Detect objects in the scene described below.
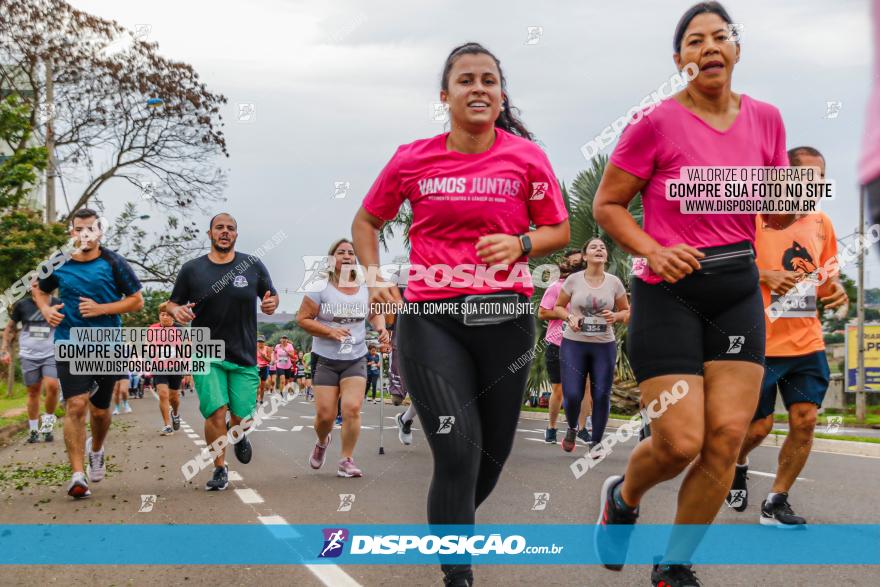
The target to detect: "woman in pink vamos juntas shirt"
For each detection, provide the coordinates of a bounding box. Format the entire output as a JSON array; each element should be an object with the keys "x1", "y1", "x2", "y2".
[
  {"x1": 592, "y1": 2, "x2": 789, "y2": 586},
  {"x1": 352, "y1": 43, "x2": 570, "y2": 586}
]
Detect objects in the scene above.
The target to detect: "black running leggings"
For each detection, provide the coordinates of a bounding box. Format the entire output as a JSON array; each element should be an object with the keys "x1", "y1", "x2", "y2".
[{"x1": 397, "y1": 310, "x2": 534, "y2": 526}]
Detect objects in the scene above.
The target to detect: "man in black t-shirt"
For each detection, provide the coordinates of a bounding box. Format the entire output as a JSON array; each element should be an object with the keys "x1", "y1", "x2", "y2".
[{"x1": 167, "y1": 213, "x2": 278, "y2": 491}]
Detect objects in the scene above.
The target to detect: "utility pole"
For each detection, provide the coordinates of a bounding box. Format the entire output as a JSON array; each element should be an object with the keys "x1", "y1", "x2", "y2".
[
  {"x1": 45, "y1": 58, "x2": 56, "y2": 223},
  {"x1": 857, "y1": 186, "x2": 866, "y2": 423}
]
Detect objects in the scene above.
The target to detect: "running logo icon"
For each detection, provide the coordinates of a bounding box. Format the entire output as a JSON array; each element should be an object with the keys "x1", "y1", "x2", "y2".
[
  {"x1": 232, "y1": 275, "x2": 248, "y2": 288},
  {"x1": 436, "y1": 416, "x2": 455, "y2": 434},
  {"x1": 138, "y1": 494, "x2": 157, "y2": 513},
  {"x1": 726, "y1": 336, "x2": 745, "y2": 354},
  {"x1": 531, "y1": 492, "x2": 550, "y2": 511},
  {"x1": 825, "y1": 415, "x2": 843, "y2": 434},
  {"x1": 726, "y1": 490, "x2": 746, "y2": 509},
  {"x1": 318, "y1": 528, "x2": 349, "y2": 558},
  {"x1": 333, "y1": 181, "x2": 350, "y2": 199},
  {"x1": 337, "y1": 493, "x2": 355, "y2": 512},
  {"x1": 530, "y1": 182, "x2": 548, "y2": 201},
  {"x1": 297, "y1": 256, "x2": 334, "y2": 292}
]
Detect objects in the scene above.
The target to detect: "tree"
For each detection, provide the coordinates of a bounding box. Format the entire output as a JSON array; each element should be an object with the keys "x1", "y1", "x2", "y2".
[
  {"x1": 0, "y1": 0, "x2": 229, "y2": 221},
  {"x1": 122, "y1": 288, "x2": 170, "y2": 327},
  {"x1": 102, "y1": 202, "x2": 204, "y2": 285},
  {"x1": 0, "y1": 93, "x2": 67, "y2": 299}
]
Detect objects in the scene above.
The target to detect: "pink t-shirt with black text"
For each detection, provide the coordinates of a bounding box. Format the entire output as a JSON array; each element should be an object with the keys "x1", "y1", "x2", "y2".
[
  {"x1": 610, "y1": 95, "x2": 788, "y2": 284},
  {"x1": 540, "y1": 279, "x2": 565, "y2": 346},
  {"x1": 363, "y1": 129, "x2": 568, "y2": 301}
]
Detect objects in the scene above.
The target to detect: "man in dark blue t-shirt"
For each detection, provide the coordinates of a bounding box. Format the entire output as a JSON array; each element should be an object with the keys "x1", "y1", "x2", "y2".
[{"x1": 34, "y1": 208, "x2": 143, "y2": 499}]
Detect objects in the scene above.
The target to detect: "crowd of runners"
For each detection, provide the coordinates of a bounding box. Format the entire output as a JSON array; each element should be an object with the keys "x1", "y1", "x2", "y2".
[{"x1": 2, "y1": 1, "x2": 877, "y2": 586}]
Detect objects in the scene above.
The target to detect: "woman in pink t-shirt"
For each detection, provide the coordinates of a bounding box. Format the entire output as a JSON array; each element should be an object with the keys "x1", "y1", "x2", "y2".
[
  {"x1": 591, "y1": 3, "x2": 788, "y2": 583},
  {"x1": 351, "y1": 42, "x2": 569, "y2": 586}
]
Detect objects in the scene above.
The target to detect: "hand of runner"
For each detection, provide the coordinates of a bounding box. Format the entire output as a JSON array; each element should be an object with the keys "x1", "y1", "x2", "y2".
[
  {"x1": 260, "y1": 291, "x2": 278, "y2": 314},
  {"x1": 599, "y1": 309, "x2": 618, "y2": 324},
  {"x1": 173, "y1": 302, "x2": 196, "y2": 324},
  {"x1": 475, "y1": 233, "x2": 523, "y2": 265},
  {"x1": 369, "y1": 279, "x2": 402, "y2": 307},
  {"x1": 42, "y1": 302, "x2": 64, "y2": 327},
  {"x1": 79, "y1": 297, "x2": 105, "y2": 318},
  {"x1": 762, "y1": 270, "x2": 801, "y2": 294},
  {"x1": 328, "y1": 327, "x2": 351, "y2": 342},
  {"x1": 646, "y1": 244, "x2": 704, "y2": 283},
  {"x1": 376, "y1": 327, "x2": 391, "y2": 345},
  {"x1": 567, "y1": 314, "x2": 581, "y2": 332},
  {"x1": 819, "y1": 281, "x2": 848, "y2": 309}
]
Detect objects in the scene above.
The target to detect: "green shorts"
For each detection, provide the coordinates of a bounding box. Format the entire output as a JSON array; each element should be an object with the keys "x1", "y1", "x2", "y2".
[{"x1": 192, "y1": 360, "x2": 259, "y2": 419}]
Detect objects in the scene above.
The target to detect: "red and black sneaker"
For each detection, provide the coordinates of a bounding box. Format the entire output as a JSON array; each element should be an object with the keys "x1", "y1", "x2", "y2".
[
  {"x1": 561, "y1": 428, "x2": 577, "y2": 452},
  {"x1": 594, "y1": 475, "x2": 639, "y2": 571},
  {"x1": 651, "y1": 561, "x2": 702, "y2": 586}
]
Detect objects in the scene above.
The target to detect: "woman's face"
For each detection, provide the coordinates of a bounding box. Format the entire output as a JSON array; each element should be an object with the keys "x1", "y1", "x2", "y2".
[
  {"x1": 333, "y1": 241, "x2": 356, "y2": 273},
  {"x1": 674, "y1": 13, "x2": 739, "y2": 92},
  {"x1": 584, "y1": 240, "x2": 607, "y2": 263},
  {"x1": 158, "y1": 311, "x2": 174, "y2": 327},
  {"x1": 441, "y1": 53, "x2": 504, "y2": 132}
]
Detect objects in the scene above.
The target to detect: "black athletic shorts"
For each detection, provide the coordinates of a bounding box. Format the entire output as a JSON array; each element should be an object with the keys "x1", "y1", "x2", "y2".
[
  {"x1": 258, "y1": 366, "x2": 270, "y2": 380},
  {"x1": 275, "y1": 367, "x2": 292, "y2": 378},
  {"x1": 153, "y1": 374, "x2": 183, "y2": 389},
  {"x1": 545, "y1": 342, "x2": 561, "y2": 384},
  {"x1": 57, "y1": 361, "x2": 126, "y2": 409},
  {"x1": 628, "y1": 242, "x2": 765, "y2": 382}
]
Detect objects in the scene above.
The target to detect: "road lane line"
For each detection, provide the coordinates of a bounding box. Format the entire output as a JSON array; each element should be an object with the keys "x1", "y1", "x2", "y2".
[
  {"x1": 305, "y1": 564, "x2": 363, "y2": 587},
  {"x1": 194, "y1": 440, "x2": 206, "y2": 446},
  {"x1": 228, "y1": 470, "x2": 243, "y2": 481},
  {"x1": 234, "y1": 488, "x2": 264, "y2": 504},
  {"x1": 291, "y1": 426, "x2": 304, "y2": 431},
  {"x1": 750, "y1": 470, "x2": 809, "y2": 482},
  {"x1": 187, "y1": 433, "x2": 200, "y2": 439}
]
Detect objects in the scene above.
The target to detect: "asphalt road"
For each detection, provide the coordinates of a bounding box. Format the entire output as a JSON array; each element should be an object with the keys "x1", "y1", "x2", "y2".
[{"x1": 0, "y1": 390, "x2": 877, "y2": 586}]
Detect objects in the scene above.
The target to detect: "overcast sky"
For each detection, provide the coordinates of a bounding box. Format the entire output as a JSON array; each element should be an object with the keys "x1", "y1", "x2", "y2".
[{"x1": 69, "y1": 0, "x2": 874, "y2": 311}]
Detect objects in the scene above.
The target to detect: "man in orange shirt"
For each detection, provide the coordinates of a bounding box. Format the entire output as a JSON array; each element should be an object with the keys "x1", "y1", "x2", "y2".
[{"x1": 728, "y1": 146, "x2": 849, "y2": 526}]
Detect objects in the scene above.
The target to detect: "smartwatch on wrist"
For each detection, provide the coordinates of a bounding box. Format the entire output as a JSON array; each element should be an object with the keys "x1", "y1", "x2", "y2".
[{"x1": 518, "y1": 234, "x2": 532, "y2": 256}]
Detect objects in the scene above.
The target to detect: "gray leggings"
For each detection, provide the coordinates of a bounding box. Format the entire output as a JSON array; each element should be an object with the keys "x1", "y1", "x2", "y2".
[{"x1": 313, "y1": 355, "x2": 367, "y2": 387}]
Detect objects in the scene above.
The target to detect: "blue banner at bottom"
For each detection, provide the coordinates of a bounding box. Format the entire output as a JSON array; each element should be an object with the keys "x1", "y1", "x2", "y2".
[{"x1": 1, "y1": 524, "x2": 878, "y2": 565}]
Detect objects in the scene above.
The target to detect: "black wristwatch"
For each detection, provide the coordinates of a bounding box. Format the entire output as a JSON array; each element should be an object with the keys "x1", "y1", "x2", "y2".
[{"x1": 518, "y1": 234, "x2": 532, "y2": 256}]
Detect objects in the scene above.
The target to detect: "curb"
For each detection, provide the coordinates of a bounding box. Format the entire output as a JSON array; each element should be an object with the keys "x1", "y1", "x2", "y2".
[
  {"x1": 518, "y1": 410, "x2": 880, "y2": 458},
  {"x1": 0, "y1": 419, "x2": 28, "y2": 447}
]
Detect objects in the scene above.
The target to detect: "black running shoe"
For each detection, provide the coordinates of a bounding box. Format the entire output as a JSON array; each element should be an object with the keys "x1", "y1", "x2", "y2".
[
  {"x1": 726, "y1": 463, "x2": 748, "y2": 512},
  {"x1": 651, "y1": 561, "x2": 702, "y2": 586},
  {"x1": 577, "y1": 427, "x2": 591, "y2": 444},
  {"x1": 760, "y1": 493, "x2": 806, "y2": 527},
  {"x1": 171, "y1": 411, "x2": 180, "y2": 431},
  {"x1": 544, "y1": 428, "x2": 557, "y2": 444},
  {"x1": 595, "y1": 475, "x2": 639, "y2": 571},
  {"x1": 442, "y1": 568, "x2": 473, "y2": 586},
  {"x1": 234, "y1": 432, "x2": 253, "y2": 464},
  {"x1": 27, "y1": 430, "x2": 39, "y2": 444},
  {"x1": 205, "y1": 465, "x2": 228, "y2": 491}
]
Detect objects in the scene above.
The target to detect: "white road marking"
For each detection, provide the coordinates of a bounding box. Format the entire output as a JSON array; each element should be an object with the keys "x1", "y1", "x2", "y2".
[
  {"x1": 749, "y1": 469, "x2": 810, "y2": 482},
  {"x1": 187, "y1": 433, "x2": 200, "y2": 439},
  {"x1": 194, "y1": 440, "x2": 207, "y2": 446},
  {"x1": 257, "y1": 515, "x2": 300, "y2": 538},
  {"x1": 228, "y1": 470, "x2": 243, "y2": 481},
  {"x1": 291, "y1": 426, "x2": 304, "y2": 432},
  {"x1": 304, "y1": 564, "x2": 363, "y2": 587},
  {"x1": 234, "y1": 488, "x2": 264, "y2": 504}
]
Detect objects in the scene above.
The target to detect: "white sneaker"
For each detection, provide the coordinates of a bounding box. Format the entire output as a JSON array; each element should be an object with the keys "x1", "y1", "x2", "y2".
[
  {"x1": 85, "y1": 437, "x2": 106, "y2": 482},
  {"x1": 124, "y1": 404, "x2": 132, "y2": 414},
  {"x1": 160, "y1": 425, "x2": 173, "y2": 436},
  {"x1": 112, "y1": 406, "x2": 120, "y2": 416}
]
